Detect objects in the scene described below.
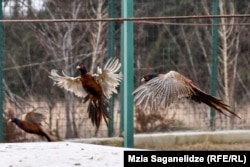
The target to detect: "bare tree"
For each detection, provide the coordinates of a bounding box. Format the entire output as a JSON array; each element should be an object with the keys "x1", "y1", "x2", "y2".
[
  {"x1": 26, "y1": 0, "x2": 109, "y2": 138},
  {"x1": 28, "y1": 0, "x2": 93, "y2": 138},
  {"x1": 217, "y1": 1, "x2": 241, "y2": 128},
  {"x1": 87, "y1": 0, "x2": 108, "y2": 73}
]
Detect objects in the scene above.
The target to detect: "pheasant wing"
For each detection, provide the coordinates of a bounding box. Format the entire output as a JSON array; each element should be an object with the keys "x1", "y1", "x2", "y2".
[
  {"x1": 24, "y1": 107, "x2": 48, "y2": 124},
  {"x1": 133, "y1": 71, "x2": 240, "y2": 118},
  {"x1": 49, "y1": 69, "x2": 87, "y2": 98},
  {"x1": 133, "y1": 71, "x2": 195, "y2": 111},
  {"x1": 94, "y1": 58, "x2": 122, "y2": 99}
]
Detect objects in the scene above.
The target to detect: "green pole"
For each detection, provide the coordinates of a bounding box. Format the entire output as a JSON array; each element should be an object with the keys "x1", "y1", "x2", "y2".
[
  {"x1": 210, "y1": 0, "x2": 219, "y2": 130},
  {"x1": 108, "y1": 0, "x2": 115, "y2": 137},
  {"x1": 121, "y1": 0, "x2": 134, "y2": 148},
  {"x1": 0, "y1": 0, "x2": 4, "y2": 142}
]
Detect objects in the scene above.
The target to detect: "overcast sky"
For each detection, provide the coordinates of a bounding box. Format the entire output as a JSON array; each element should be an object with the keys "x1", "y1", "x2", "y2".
[{"x1": 3, "y1": 0, "x2": 43, "y2": 16}]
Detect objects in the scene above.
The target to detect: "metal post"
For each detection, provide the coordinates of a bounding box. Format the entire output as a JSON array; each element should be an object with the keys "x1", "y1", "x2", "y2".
[
  {"x1": 210, "y1": 0, "x2": 219, "y2": 130},
  {"x1": 121, "y1": 0, "x2": 134, "y2": 148},
  {"x1": 108, "y1": 0, "x2": 115, "y2": 137},
  {"x1": 0, "y1": 0, "x2": 4, "y2": 142}
]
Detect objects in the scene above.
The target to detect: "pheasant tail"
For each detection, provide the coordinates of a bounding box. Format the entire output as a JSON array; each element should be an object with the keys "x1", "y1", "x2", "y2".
[
  {"x1": 40, "y1": 126, "x2": 61, "y2": 142},
  {"x1": 87, "y1": 97, "x2": 110, "y2": 128},
  {"x1": 193, "y1": 90, "x2": 240, "y2": 119}
]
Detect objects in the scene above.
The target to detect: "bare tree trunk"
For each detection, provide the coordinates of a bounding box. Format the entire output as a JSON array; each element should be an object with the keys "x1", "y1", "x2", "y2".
[
  {"x1": 219, "y1": 1, "x2": 230, "y2": 105},
  {"x1": 218, "y1": 1, "x2": 239, "y2": 129},
  {"x1": 65, "y1": 93, "x2": 74, "y2": 138},
  {"x1": 89, "y1": 0, "x2": 107, "y2": 73},
  {"x1": 181, "y1": 26, "x2": 197, "y2": 80}
]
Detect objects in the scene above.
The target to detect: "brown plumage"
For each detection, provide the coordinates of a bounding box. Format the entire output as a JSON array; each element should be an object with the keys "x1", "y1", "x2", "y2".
[
  {"x1": 9, "y1": 107, "x2": 59, "y2": 142},
  {"x1": 133, "y1": 71, "x2": 240, "y2": 119},
  {"x1": 49, "y1": 58, "x2": 122, "y2": 128}
]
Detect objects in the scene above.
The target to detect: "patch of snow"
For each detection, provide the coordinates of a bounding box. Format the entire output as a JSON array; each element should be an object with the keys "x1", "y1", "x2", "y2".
[{"x1": 0, "y1": 142, "x2": 139, "y2": 167}]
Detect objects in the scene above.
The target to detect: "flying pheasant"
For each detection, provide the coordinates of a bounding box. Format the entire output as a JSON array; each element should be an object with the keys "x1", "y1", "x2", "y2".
[
  {"x1": 9, "y1": 107, "x2": 59, "y2": 142},
  {"x1": 133, "y1": 71, "x2": 240, "y2": 119},
  {"x1": 49, "y1": 58, "x2": 122, "y2": 128}
]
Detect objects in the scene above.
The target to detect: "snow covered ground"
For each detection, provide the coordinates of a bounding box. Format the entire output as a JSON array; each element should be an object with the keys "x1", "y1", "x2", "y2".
[{"x1": 0, "y1": 142, "x2": 138, "y2": 167}]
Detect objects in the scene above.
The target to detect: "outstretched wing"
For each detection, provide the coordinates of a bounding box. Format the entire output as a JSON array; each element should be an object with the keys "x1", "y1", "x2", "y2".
[
  {"x1": 133, "y1": 71, "x2": 194, "y2": 111},
  {"x1": 94, "y1": 58, "x2": 123, "y2": 99},
  {"x1": 133, "y1": 70, "x2": 240, "y2": 118},
  {"x1": 23, "y1": 107, "x2": 48, "y2": 124},
  {"x1": 49, "y1": 69, "x2": 87, "y2": 98}
]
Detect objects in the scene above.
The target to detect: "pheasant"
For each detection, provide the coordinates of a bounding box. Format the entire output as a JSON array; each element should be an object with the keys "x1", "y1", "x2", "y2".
[
  {"x1": 49, "y1": 58, "x2": 122, "y2": 128},
  {"x1": 9, "y1": 107, "x2": 59, "y2": 142},
  {"x1": 133, "y1": 71, "x2": 240, "y2": 119}
]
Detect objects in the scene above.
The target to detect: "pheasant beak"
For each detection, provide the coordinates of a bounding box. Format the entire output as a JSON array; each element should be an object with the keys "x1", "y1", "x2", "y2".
[
  {"x1": 141, "y1": 78, "x2": 146, "y2": 83},
  {"x1": 8, "y1": 119, "x2": 12, "y2": 122},
  {"x1": 76, "y1": 65, "x2": 80, "y2": 69}
]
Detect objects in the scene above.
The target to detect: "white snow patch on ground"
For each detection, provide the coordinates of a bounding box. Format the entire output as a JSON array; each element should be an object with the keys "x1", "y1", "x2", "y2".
[{"x1": 0, "y1": 142, "x2": 139, "y2": 167}]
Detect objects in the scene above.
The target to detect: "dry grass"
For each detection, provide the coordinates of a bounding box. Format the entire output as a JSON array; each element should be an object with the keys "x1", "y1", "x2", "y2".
[
  {"x1": 4, "y1": 99, "x2": 122, "y2": 141},
  {"x1": 135, "y1": 100, "x2": 250, "y2": 132}
]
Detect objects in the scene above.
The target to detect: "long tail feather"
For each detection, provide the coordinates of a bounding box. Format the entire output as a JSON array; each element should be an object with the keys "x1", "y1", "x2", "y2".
[
  {"x1": 87, "y1": 97, "x2": 110, "y2": 128},
  {"x1": 43, "y1": 133, "x2": 55, "y2": 142},
  {"x1": 193, "y1": 89, "x2": 240, "y2": 119},
  {"x1": 40, "y1": 126, "x2": 61, "y2": 142},
  {"x1": 43, "y1": 133, "x2": 60, "y2": 142}
]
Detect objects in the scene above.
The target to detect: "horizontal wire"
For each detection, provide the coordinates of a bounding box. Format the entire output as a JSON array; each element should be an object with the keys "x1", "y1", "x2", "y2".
[
  {"x1": 136, "y1": 21, "x2": 250, "y2": 26},
  {"x1": 0, "y1": 14, "x2": 250, "y2": 23}
]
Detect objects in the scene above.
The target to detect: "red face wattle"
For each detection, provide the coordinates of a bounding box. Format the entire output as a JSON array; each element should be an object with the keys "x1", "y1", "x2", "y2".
[{"x1": 144, "y1": 75, "x2": 151, "y2": 82}]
